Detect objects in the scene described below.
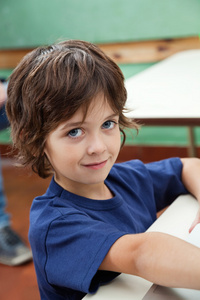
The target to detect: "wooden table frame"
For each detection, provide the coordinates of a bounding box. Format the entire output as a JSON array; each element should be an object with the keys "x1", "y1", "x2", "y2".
[{"x1": 134, "y1": 118, "x2": 198, "y2": 157}]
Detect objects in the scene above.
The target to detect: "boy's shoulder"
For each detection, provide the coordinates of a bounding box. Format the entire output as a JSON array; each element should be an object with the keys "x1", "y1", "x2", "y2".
[
  {"x1": 112, "y1": 159, "x2": 145, "y2": 170},
  {"x1": 112, "y1": 157, "x2": 181, "y2": 173},
  {"x1": 110, "y1": 159, "x2": 148, "y2": 177},
  {"x1": 109, "y1": 158, "x2": 182, "y2": 183},
  {"x1": 29, "y1": 180, "x2": 75, "y2": 228}
]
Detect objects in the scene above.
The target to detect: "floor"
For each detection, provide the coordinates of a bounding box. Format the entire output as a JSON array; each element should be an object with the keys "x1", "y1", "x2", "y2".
[{"x1": 0, "y1": 160, "x2": 51, "y2": 300}]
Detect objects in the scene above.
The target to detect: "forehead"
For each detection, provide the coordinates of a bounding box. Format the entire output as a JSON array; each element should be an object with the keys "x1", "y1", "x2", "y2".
[
  {"x1": 85, "y1": 94, "x2": 115, "y2": 118},
  {"x1": 58, "y1": 95, "x2": 117, "y2": 129}
]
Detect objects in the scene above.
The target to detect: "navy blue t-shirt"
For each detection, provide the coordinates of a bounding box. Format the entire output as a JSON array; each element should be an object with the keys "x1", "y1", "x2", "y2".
[{"x1": 29, "y1": 158, "x2": 188, "y2": 299}]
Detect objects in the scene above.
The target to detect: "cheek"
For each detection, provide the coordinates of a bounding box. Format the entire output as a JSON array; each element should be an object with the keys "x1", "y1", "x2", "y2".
[
  {"x1": 54, "y1": 146, "x2": 81, "y2": 167},
  {"x1": 44, "y1": 143, "x2": 65, "y2": 169},
  {"x1": 110, "y1": 131, "x2": 121, "y2": 154}
]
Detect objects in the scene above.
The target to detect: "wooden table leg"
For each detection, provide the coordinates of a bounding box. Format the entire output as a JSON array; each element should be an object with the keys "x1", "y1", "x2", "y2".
[{"x1": 188, "y1": 126, "x2": 196, "y2": 157}]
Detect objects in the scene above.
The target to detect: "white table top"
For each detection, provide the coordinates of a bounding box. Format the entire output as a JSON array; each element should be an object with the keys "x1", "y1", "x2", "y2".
[
  {"x1": 125, "y1": 50, "x2": 200, "y2": 124},
  {"x1": 84, "y1": 194, "x2": 199, "y2": 299}
]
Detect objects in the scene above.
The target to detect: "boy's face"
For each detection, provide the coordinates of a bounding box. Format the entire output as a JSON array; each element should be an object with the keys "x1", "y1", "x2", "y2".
[{"x1": 44, "y1": 94, "x2": 121, "y2": 198}]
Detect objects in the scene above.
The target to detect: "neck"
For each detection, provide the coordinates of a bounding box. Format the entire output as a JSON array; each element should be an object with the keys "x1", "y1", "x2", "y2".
[{"x1": 55, "y1": 178, "x2": 113, "y2": 200}]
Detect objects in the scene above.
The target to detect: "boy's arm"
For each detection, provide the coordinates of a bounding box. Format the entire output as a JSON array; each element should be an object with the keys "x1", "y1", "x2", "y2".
[
  {"x1": 99, "y1": 232, "x2": 200, "y2": 289},
  {"x1": 100, "y1": 158, "x2": 200, "y2": 289},
  {"x1": 180, "y1": 158, "x2": 200, "y2": 232}
]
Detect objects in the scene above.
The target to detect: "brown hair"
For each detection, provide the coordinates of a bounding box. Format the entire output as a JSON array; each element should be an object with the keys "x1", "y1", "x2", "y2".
[{"x1": 6, "y1": 40, "x2": 138, "y2": 178}]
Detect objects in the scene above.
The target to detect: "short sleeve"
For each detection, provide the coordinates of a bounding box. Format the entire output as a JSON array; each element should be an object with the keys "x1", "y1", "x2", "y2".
[
  {"x1": 44, "y1": 211, "x2": 124, "y2": 293},
  {"x1": 145, "y1": 157, "x2": 188, "y2": 211}
]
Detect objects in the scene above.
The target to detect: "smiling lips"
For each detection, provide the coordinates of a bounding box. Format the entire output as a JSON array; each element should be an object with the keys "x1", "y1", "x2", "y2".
[{"x1": 83, "y1": 160, "x2": 108, "y2": 170}]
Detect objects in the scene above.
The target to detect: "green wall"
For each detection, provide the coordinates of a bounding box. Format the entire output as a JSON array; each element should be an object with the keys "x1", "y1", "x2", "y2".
[
  {"x1": 1, "y1": 0, "x2": 200, "y2": 49},
  {"x1": 1, "y1": 0, "x2": 200, "y2": 147}
]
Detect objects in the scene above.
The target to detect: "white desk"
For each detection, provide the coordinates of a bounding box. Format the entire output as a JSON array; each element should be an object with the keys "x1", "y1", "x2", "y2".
[
  {"x1": 84, "y1": 194, "x2": 199, "y2": 299},
  {"x1": 125, "y1": 50, "x2": 200, "y2": 156}
]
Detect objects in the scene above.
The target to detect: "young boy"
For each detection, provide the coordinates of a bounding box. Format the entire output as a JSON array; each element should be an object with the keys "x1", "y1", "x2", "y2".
[{"x1": 6, "y1": 40, "x2": 200, "y2": 299}]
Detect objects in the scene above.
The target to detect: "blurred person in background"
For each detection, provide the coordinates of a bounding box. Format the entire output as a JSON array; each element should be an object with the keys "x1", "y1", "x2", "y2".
[{"x1": 0, "y1": 79, "x2": 32, "y2": 266}]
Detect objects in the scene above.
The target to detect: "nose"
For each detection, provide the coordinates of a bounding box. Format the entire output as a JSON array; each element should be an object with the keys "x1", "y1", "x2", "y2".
[{"x1": 87, "y1": 133, "x2": 107, "y2": 155}]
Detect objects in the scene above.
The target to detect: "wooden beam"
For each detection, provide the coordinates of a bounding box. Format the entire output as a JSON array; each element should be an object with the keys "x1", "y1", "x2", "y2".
[
  {"x1": 0, "y1": 36, "x2": 200, "y2": 69},
  {"x1": 99, "y1": 36, "x2": 200, "y2": 64},
  {"x1": 0, "y1": 48, "x2": 32, "y2": 69}
]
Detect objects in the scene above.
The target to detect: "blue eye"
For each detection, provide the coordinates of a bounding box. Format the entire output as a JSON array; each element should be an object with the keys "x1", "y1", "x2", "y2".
[
  {"x1": 102, "y1": 120, "x2": 116, "y2": 129},
  {"x1": 68, "y1": 128, "x2": 82, "y2": 138}
]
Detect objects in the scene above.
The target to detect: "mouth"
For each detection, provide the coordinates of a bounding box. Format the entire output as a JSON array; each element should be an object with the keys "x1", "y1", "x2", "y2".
[{"x1": 83, "y1": 160, "x2": 108, "y2": 170}]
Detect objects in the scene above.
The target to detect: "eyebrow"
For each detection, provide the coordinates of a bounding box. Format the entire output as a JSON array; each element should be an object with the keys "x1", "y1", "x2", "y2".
[{"x1": 59, "y1": 113, "x2": 119, "y2": 131}]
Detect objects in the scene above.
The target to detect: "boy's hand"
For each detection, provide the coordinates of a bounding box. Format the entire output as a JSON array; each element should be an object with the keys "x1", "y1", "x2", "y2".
[
  {"x1": 189, "y1": 207, "x2": 200, "y2": 233},
  {"x1": 181, "y1": 158, "x2": 200, "y2": 233},
  {"x1": 0, "y1": 82, "x2": 7, "y2": 108}
]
